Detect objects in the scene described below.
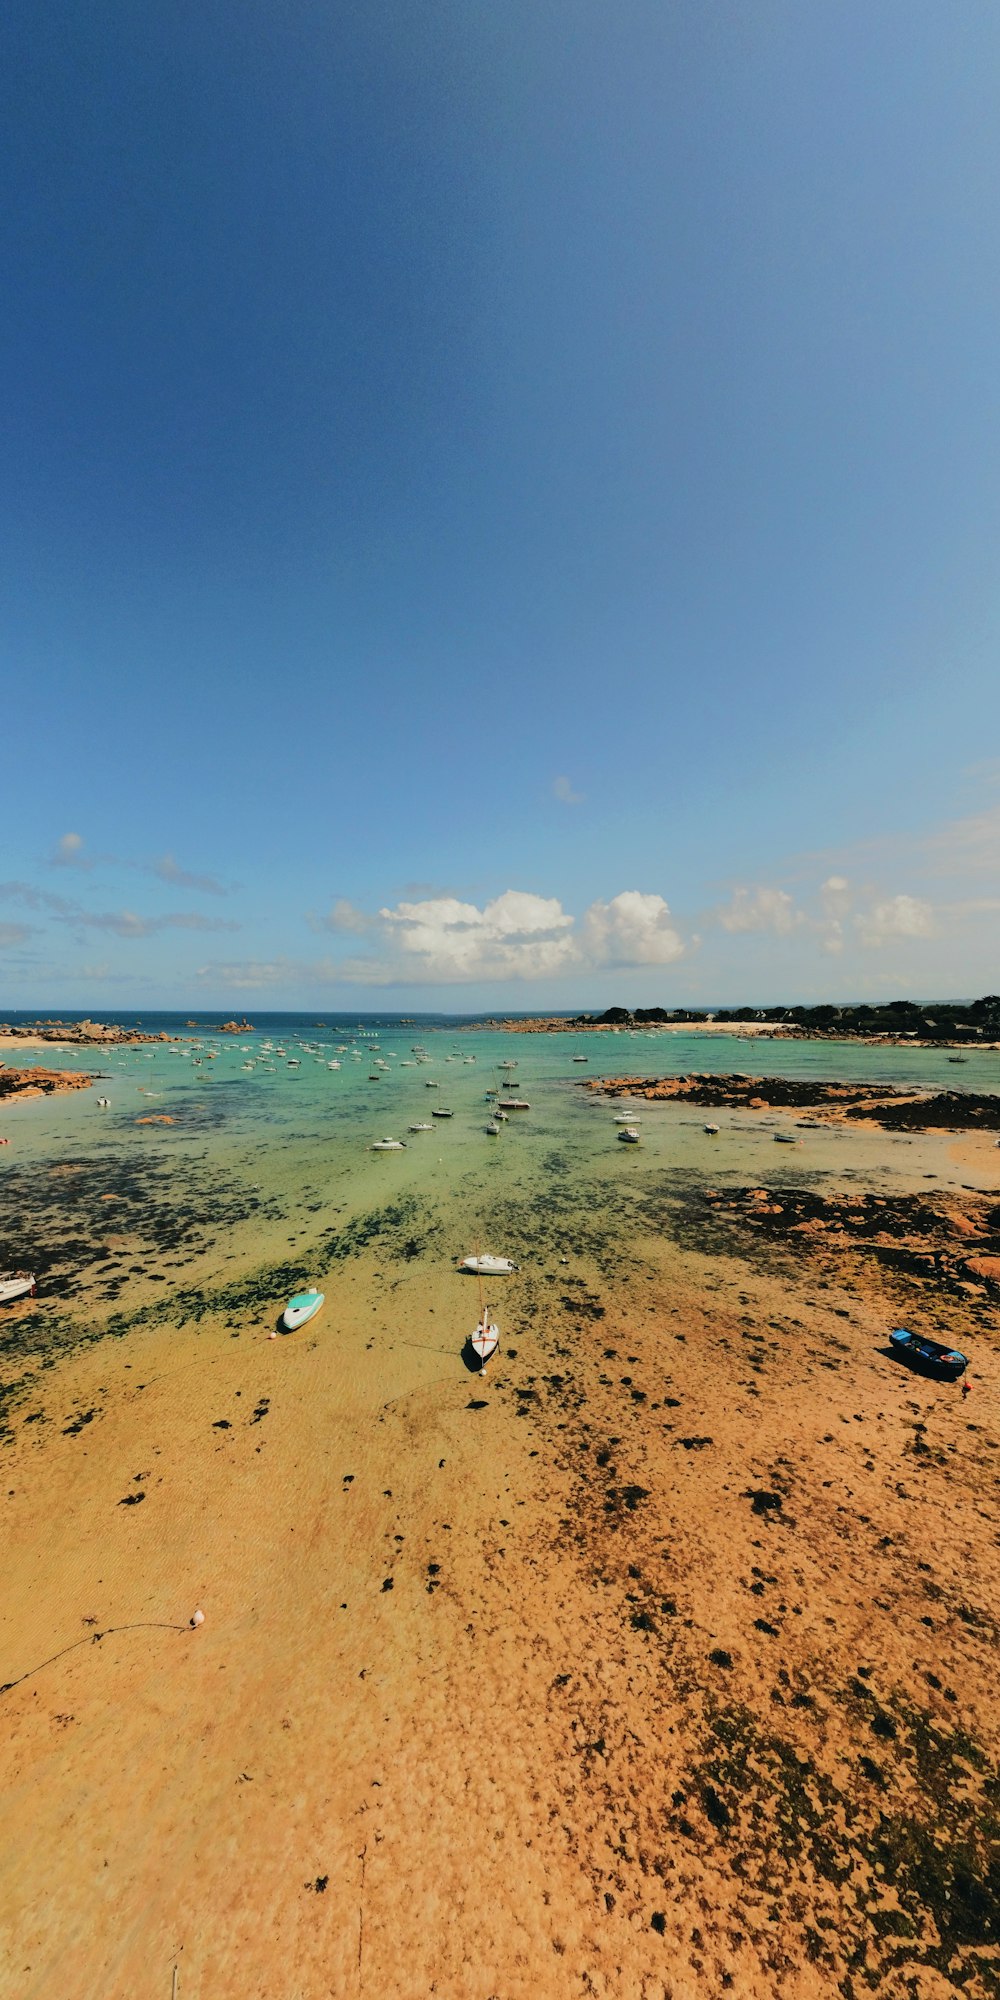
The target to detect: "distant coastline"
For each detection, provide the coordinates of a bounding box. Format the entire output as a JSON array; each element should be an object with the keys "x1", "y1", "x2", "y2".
[{"x1": 479, "y1": 995, "x2": 1000, "y2": 1049}]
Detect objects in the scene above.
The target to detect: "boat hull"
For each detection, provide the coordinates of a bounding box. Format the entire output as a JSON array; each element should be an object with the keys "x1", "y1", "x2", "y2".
[
  {"x1": 282, "y1": 1291, "x2": 324, "y2": 1332},
  {"x1": 0, "y1": 1273, "x2": 35, "y2": 1305},
  {"x1": 890, "y1": 1328, "x2": 967, "y2": 1380}
]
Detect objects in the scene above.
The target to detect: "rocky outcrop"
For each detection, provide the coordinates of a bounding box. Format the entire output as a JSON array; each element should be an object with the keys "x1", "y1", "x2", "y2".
[
  {"x1": 1, "y1": 1018, "x2": 171, "y2": 1046},
  {"x1": 587, "y1": 1073, "x2": 1000, "y2": 1131},
  {"x1": 0, "y1": 1067, "x2": 94, "y2": 1101},
  {"x1": 703, "y1": 1184, "x2": 1000, "y2": 1301}
]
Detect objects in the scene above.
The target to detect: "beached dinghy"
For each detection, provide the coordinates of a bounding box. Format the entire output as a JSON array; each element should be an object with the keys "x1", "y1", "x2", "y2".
[
  {"x1": 0, "y1": 1271, "x2": 36, "y2": 1305},
  {"x1": 470, "y1": 1306, "x2": 499, "y2": 1371},
  {"x1": 282, "y1": 1290, "x2": 324, "y2": 1332},
  {"x1": 459, "y1": 1254, "x2": 517, "y2": 1276},
  {"x1": 890, "y1": 1328, "x2": 967, "y2": 1380}
]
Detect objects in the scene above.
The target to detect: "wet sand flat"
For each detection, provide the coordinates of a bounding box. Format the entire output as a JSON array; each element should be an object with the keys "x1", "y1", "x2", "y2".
[{"x1": 1, "y1": 1035, "x2": 998, "y2": 1998}]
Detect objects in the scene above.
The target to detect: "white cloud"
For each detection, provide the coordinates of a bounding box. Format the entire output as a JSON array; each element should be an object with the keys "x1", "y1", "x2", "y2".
[
  {"x1": 855, "y1": 894, "x2": 933, "y2": 948},
  {"x1": 150, "y1": 853, "x2": 227, "y2": 895},
  {"x1": 379, "y1": 890, "x2": 577, "y2": 981},
  {"x1": 552, "y1": 775, "x2": 584, "y2": 805},
  {"x1": 198, "y1": 957, "x2": 309, "y2": 990},
  {"x1": 51, "y1": 832, "x2": 92, "y2": 869},
  {"x1": 717, "y1": 886, "x2": 803, "y2": 934},
  {"x1": 582, "y1": 891, "x2": 686, "y2": 966},
  {"x1": 922, "y1": 802, "x2": 1000, "y2": 879},
  {"x1": 321, "y1": 898, "x2": 372, "y2": 934}
]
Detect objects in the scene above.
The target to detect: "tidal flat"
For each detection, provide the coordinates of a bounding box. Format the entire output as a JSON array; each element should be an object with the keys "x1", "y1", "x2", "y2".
[{"x1": 1, "y1": 1020, "x2": 998, "y2": 1998}]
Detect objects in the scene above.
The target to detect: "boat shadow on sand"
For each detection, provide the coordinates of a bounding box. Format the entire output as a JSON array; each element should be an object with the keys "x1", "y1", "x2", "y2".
[{"x1": 461, "y1": 1337, "x2": 498, "y2": 1376}]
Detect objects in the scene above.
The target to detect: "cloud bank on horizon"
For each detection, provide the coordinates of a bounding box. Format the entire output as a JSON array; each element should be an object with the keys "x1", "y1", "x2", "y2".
[{"x1": 1, "y1": 788, "x2": 999, "y2": 1005}]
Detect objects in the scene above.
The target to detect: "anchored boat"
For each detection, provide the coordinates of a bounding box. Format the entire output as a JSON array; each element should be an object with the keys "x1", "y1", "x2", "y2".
[
  {"x1": 470, "y1": 1305, "x2": 499, "y2": 1371},
  {"x1": 889, "y1": 1328, "x2": 967, "y2": 1380},
  {"x1": 0, "y1": 1271, "x2": 36, "y2": 1305},
  {"x1": 282, "y1": 1290, "x2": 324, "y2": 1332}
]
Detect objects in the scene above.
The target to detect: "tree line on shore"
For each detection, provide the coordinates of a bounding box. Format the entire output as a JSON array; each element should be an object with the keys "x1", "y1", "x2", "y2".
[{"x1": 573, "y1": 996, "x2": 1000, "y2": 1041}]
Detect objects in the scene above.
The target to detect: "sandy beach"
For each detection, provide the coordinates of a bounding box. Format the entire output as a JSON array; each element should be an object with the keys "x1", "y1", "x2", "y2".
[{"x1": 1, "y1": 1035, "x2": 998, "y2": 2000}]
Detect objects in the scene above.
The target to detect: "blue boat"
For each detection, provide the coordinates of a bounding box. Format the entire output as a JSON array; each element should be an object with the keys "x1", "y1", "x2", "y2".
[{"x1": 890, "y1": 1328, "x2": 967, "y2": 1380}]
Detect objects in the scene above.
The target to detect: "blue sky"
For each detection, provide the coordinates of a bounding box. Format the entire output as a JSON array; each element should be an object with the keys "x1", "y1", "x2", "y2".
[{"x1": 3, "y1": 1, "x2": 999, "y2": 1009}]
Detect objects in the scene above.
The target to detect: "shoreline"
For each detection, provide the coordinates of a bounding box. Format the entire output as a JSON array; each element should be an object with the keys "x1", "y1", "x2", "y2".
[{"x1": 483, "y1": 1015, "x2": 1000, "y2": 1048}]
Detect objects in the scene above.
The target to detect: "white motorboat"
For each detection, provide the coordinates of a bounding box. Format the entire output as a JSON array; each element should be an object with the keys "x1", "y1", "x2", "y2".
[
  {"x1": 614, "y1": 1111, "x2": 640, "y2": 1123},
  {"x1": 371, "y1": 1136, "x2": 406, "y2": 1150},
  {"x1": 408, "y1": 1122, "x2": 434, "y2": 1132},
  {"x1": 572, "y1": 1055, "x2": 588, "y2": 1062},
  {"x1": 499, "y1": 1061, "x2": 517, "y2": 1070},
  {"x1": 486, "y1": 1121, "x2": 500, "y2": 1135},
  {"x1": 431, "y1": 1107, "x2": 454, "y2": 1118},
  {"x1": 425, "y1": 1079, "x2": 439, "y2": 1087},
  {"x1": 617, "y1": 1127, "x2": 641, "y2": 1144},
  {"x1": 282, "y1": 1289, "x2": 324, "y2": 1331},
  {"x1": 459, "y1": 1255, "x2": 517, "y2": 1276},
  {"x1": 704, "y1": 1123, "x2": 720, "y2": 1135},
  {"x1": 0, "y1": 1272, "x2": 35, "y2": 1305}
]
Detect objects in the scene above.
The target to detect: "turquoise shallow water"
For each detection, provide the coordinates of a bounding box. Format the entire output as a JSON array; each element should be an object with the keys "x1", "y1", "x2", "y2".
[{"x1": 2, "y1": 1014, "x2": 998, "y2": 1380}]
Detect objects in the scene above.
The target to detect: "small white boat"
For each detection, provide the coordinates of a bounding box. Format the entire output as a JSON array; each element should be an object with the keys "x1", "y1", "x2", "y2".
[
  {"x1": 499, "y1": 1061, "x2": 517, "y2": 1070},
  {"x1": 617, "y1": 1127, "x2": 641, "y2": 1144},
  {"x1": 281, "y1": 1289, "x2": 324, "y2": 1332},
  {"x1": 470, "y1": 1307, "x2": 499, "y2": 1371},
  {"x1": 371, "y1": 1136, "x2": 406, "y2": 1150},
  {"x1": 97, "y1": 1096, "x2": 110, "y2": 1108},
  {"x1": 431, "y1": 1107, "x2": 454, "y2": 1118},
  {"x1": 486, "y1": 1121, "x2": 500, "y2": 1135},
  {"x1": 614, "y1": 1111, "x2": 640, "y2": 1123},
  {"x1": 572, "y1": 1055, "x2": 588, "y2": 1062},
  {"x1": 704, "y1": 1123, "x2": 720, "y2": 1135},
  {"x1": 425, "y1": 1079, "x2": 439, "y2": 1088},
  {"x1": 408, "y1": 1122, "x2": 434, "y2": 1132},
  {"x1": 459, "y1": 1255, "x2": 517, "y2": 1276},
  {"x1": 0, "y1": 1271, "x2": 36, "y2": 1305},
  {"x1": 328, "y1": 1061, "x2": 340, "y2": 1070}
]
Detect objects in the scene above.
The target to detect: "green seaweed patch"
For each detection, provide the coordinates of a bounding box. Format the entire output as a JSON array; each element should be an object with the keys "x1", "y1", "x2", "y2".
[{"x1": 682, "y1": 1694, "x2": 999, "y2": 1984}]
